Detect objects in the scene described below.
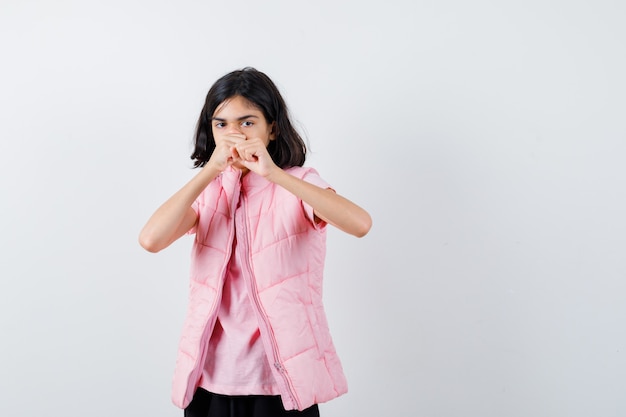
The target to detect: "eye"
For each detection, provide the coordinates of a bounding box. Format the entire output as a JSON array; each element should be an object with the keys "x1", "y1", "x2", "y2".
[
  {"x1": 241, "y1": 120, "x2": 254, "y2": 127},
  {"x1": 214, "y1": 122, "x2": 226, "y2": 128}
]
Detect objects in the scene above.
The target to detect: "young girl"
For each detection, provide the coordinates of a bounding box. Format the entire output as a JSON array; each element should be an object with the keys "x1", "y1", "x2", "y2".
[{"x1": 139, "y1": 67, "x2": 372, "y2": 417}]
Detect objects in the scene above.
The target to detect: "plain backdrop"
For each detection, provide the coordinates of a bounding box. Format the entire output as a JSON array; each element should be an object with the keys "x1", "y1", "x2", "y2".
[{"x1": 1, "y1": 1, "x2": 625, "y2": 416}]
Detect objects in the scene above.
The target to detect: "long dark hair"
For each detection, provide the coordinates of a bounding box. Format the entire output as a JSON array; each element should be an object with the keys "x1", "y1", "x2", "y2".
[{"x1": 191, "y1": 67, "x2": 307, "y2": 168}]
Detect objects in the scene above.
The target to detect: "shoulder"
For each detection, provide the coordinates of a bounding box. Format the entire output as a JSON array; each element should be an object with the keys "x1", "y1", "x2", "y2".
[
  {"x1": 285, "y1": 166, "x2": 331, "y2": 190},
  {"x1": 285, "y1": 166, "x2": 321, "y2": 180},
  {"x1": 195, "y1": 170, "x2": 234, "y2": 207}
]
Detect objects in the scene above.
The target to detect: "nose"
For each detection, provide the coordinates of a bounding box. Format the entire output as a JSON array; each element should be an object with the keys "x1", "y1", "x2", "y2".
[{"x1": 225, "y1": 124, "x2": 243, "y2": 135}]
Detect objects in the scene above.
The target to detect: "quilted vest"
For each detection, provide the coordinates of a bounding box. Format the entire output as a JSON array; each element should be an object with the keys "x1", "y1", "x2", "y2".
[{"x1": 170, "y1": 166, "x2": 348, "y2": 411}]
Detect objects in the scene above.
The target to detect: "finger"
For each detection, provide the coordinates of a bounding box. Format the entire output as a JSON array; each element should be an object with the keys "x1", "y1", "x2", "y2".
[
  {"x1": 230, "y1": 146, "x2": 242, "y2": 161},
  {"x1": 225, "y1": 133, "x2": 246, "y2": 144},
  {"x1": 217, "y1": 139, "x2": 238, "y2": 149},
  {"x1": 246, "y1": 152, "x2": 258, "y2": 162},
  {"x1": 235, "y1": 143, "x2": 257, "y2": 162},
  {"x1": 216, "y1": 133, "x2": 245, "y2": 148}
]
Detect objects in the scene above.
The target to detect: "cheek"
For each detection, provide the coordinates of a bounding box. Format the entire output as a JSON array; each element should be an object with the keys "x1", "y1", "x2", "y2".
[{"x1": 211, "y1": 128, "x2": 223, "y2": 139}]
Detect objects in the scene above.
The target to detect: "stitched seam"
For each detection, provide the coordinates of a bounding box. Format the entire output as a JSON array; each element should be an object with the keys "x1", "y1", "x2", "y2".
[
  {"x1": 282, "y1": 345, "x2": 317, "y2": 363},
  {"x1": 250, "y1": 229, "x2": 314, "y2": 256},
  {"x1": 194, "y1": 241, "x2": 228, "y2": 253},
  {"x1": 257, "y1": 272, "x2": 310, "y2": 293}
]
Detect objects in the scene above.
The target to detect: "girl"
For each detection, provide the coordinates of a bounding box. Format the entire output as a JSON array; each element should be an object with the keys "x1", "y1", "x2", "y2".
[{"x1": 139, "y1": 67, "x2": 372, "y2": 417}]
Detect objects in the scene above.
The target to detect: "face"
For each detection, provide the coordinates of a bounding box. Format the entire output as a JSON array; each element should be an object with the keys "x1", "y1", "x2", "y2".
[{"x1": 211, "y1": 95, "x2": 275, "y2": 147}]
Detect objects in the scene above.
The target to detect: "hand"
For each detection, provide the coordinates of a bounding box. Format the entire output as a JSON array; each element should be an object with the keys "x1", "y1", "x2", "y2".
[
  {"x1": 207, "y1": 133, "x2": 246, "y2": 172},
  {"x1": 232, "y1": 137, "x2": 278, "y2": 177}
]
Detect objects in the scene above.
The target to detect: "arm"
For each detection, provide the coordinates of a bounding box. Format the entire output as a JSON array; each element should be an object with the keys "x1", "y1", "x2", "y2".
[
  {"x1": 267, "y1": 169, "x2": 372, "y2": 238},
  {"x1": 231, "y1": 137, "x2": 372, "y2": 237},
  {"x1": 138, "y1": 164, "x2": 221, "y2": 253},
  {"x1": 139, "y1": 134, "x2": 247, "y2": 253}
]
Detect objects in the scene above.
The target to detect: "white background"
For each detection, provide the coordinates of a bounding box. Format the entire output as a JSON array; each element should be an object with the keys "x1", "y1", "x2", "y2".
[{"x1": 1, "y1": 1, "x2": 625, "y2": 416}]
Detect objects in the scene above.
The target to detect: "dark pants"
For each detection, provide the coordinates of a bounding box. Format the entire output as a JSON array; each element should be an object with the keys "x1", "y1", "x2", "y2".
[{"x1": 184, "y1": 388, "x2": 320, "y2": 417}]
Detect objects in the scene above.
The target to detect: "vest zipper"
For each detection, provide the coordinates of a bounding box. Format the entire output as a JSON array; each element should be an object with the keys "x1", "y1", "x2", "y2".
[{"x1": 239, "y1": 193, "x2": 301, "y2": 410}]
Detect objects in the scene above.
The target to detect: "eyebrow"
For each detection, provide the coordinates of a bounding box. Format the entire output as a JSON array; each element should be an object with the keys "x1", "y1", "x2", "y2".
[{"x1": 211, "y1": 115, "x2": 260, "y2": 122}]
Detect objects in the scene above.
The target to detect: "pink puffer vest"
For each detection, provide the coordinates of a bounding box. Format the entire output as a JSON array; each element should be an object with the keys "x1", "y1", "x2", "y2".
[{"x1": 171, "y1": 166, "x2": 348, "y2": 411}]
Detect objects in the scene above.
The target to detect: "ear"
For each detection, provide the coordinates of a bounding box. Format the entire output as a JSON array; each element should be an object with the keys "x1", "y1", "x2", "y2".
[{"x1": 269, "y1": 122, "x2": 277, "y2": 140}]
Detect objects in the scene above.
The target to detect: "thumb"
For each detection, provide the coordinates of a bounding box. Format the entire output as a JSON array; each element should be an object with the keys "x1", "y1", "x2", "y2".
[{"x1": 230, "y1": 146, "x2": 241, "y2": 160}]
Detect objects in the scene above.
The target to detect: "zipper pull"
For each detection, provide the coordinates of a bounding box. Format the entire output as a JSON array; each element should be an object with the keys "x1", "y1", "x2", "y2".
[{"x1": 274, "y1": 362, "x2": 297, "y2": 406}]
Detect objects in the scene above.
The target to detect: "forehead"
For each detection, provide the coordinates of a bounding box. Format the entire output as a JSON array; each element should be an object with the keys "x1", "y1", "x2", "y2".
[{"x1": 213, "y1": 95, "x2": 262, "y2": 118}]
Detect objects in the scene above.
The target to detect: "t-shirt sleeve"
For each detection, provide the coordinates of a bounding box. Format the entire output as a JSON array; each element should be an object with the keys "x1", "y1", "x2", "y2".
[
  {"x1": 186, "y1": 197, "x2": 201, "y2": 235},
  {"x1": 301, "y1": 169, "x2": 334, "y2": 229}
]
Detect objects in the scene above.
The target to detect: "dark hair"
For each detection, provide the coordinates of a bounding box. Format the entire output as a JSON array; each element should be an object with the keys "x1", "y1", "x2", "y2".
[{"x1": 191, "y1": 67, "x2": 307, "y2": 168}]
